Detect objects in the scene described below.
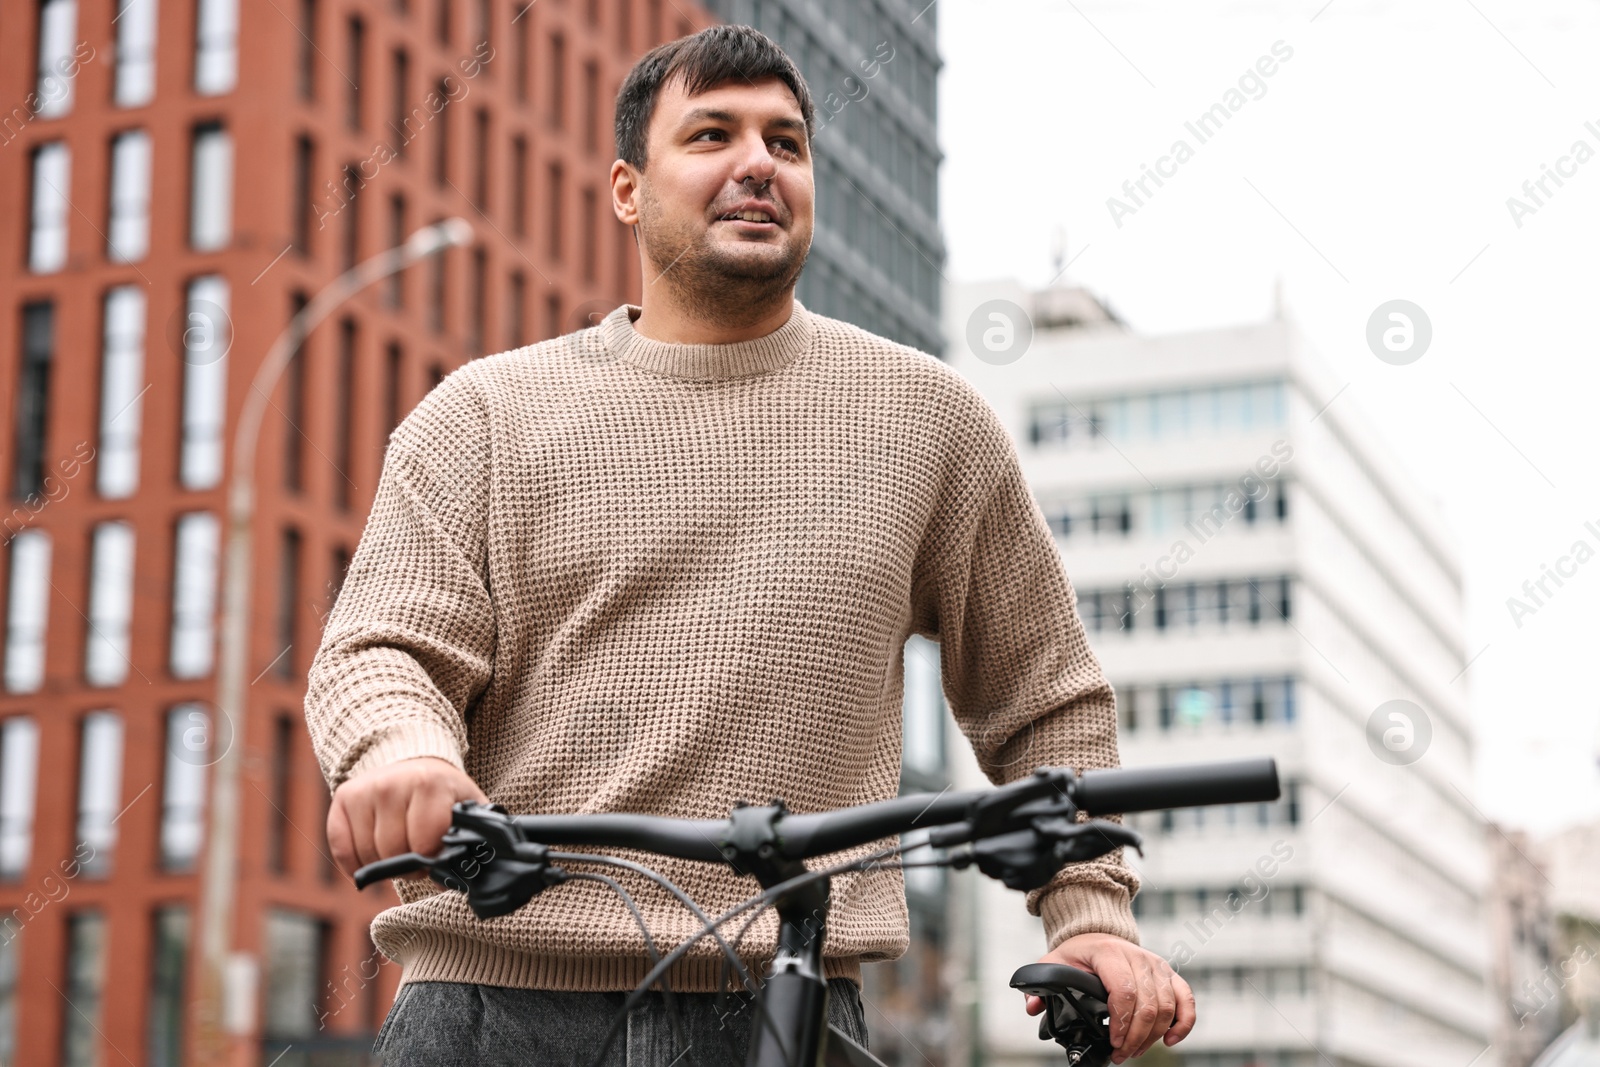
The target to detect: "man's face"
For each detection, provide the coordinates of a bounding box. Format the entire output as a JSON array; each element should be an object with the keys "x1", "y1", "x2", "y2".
[{"x1": 627, "y1": 74, "x2": 814, "y2": 296}]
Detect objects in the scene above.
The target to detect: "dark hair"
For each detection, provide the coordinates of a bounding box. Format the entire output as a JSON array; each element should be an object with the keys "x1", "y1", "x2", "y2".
[{"x1": 614, "y1": 24, "x2": 815, "y2": 170}]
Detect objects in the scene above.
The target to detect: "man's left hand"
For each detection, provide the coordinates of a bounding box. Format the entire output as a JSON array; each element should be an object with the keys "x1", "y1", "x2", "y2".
[{"x1": 1023, "y1": 932, "x2": 1195, "y2": 1063}]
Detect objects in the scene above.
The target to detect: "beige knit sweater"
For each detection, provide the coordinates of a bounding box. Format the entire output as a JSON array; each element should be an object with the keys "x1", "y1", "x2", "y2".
[{"x1": 304, "y1": 298, "x2": 1140, "y2": 993}]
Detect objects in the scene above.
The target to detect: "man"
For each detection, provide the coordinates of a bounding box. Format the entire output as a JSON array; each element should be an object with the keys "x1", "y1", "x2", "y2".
[{"x1": 307, "y1": 24, "x2": 1193, "y2": 1066}]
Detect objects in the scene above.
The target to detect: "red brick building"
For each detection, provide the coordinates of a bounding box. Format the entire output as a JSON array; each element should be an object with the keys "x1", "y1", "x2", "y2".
[{"x1": 0, "y1": 1, "x2": 708, "y2": 1063}]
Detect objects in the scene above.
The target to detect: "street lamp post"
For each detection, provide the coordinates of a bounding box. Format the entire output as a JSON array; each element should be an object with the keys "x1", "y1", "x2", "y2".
[{"x1": 193, "y1": 218, "x2": 475, "y2": 1062}]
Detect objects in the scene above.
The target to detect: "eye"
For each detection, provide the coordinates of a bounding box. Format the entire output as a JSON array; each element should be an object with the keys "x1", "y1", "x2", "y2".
[
  {"x1": 772, "y1": 137, "x2": 801, "y2": 157},
  {"x1": 691, "y1": 128, "x2": 727, "y2": 142}
]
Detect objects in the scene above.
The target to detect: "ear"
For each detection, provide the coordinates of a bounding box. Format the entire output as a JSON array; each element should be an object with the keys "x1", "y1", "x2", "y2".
[{"x1": 611, "y1": 159, "x2": 641, "y2": 227}]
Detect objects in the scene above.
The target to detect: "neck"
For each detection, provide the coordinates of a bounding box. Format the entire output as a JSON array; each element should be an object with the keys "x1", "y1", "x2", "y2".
[{"x1": 632, "y1": 278, "x2": 796, "y2": 345}]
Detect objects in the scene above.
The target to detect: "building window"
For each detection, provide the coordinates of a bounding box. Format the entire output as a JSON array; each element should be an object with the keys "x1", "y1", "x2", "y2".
[
  {"x1": 473, "y1": 0, "x2": 490, "y2": 49},
  {"x1": 0, "y1": 718, "x2": 40, "y2": 879},
  {"x1": 1119, "y1": 675, "x2": 1298, "y2": 733},
  {"x1": 284, "y1": 292, "x2": 307, "y2": 491},
  {"x1": 583, "y1": 60, "x2": 599, "y2": 154},
  {"x1": 545, "y1": 292, "x2": 561, "y2": 341},
  {"x1": 510, "y1": 135, "x2": 527, "y2": 236},
  {"x1": 429, "y1": 234, "x2": 446, "y2": 332},
  {"x1": 179, "y1": 274, "x2": 231, "y2": 489},
  {"x1": 76, "y1": 711, "x2": 125, "y2": 875},
  {"x1": 469, "y1": 248, "x2": 487, "y2": 354},
  {"x1": 3, "y1": 533, "x2": 51, "y2": 693},
  {"x1": 581, "y1": 186, "x2": 597, "y2": 282},
  {"x1": 61, "y1": 912, "x2": 108, "y2": 1067},
  {"x1": 29, "y1": 142, "x2": 71, "y2": 273},
  {"x1": 292, "y1": 134, "x2": 314, "y2": 253},
  {"x1": 335, "y1": 319, "x2": 356, "y2": 509},
  {"x1": 386, "y1": 194, "x2": 406, "y2": 305},
  {"x1": 507, "y1": 271, "x2": 525, "y2": 349},
  {"x1": 107, "y1": 129, "x2": 152, "y2": 262},
  {"x1": 548, "y1": 32, "x2": 565, "y2": 128},
  {"x1": 115, "y1": 0, "x2": 158, "y2": 107},
  {"x1": 35, "y1": 0, "x2": 79, "y2": 119},
  {"x1": 193, "y1": 0, "x2": 238, "y2": 95},
  {"x1": 433, "y1": 78, "x2": 450, "y2": 186},
  {"x1": 160, "y1": 704, "x2": 210, "y2": 870},
  {"x1": 436, "y1": 0, "x2": 453, "y2": 43},
  {"x1": 1080, "y1": 575, "x2": 1296, "y2": 634},
  {"x1": 1030, "y1": 381, "x2": 1290, "y2": 449},
  {"x1": 297, "y1": 0, "x2": 316, "y2": 98},
  {"x1": 276, "y1": 528, "x2": 301, "y2": 677},
  {"x1": 263, "y1": 910, "x2": 326, "y2": 1045},
  {"x1": 615, "y1": 1, "x2": 631, "y2": 52},
  {"x1": 472, "y1": 108, "x2": 489, "y2": 209},
  {"x1": 384, "y1": 342, "x2": 403, "y2": 436},
  {"x1": 514, "y1": 10, "x2": 530, "y2": 103},
  {"x1": 85, "y1": 522, "x2": 136, "y2": 686},
  {"x1": 147, "y1": 906, "x2": 190, "y2": 1067},
  {"x1": 13, "y1": 301, "x2": 55, "y2": 499},
  {"x1": 269, "y1": 715, "x2": 292, "y2": 873},
  {"x1": 169, "y1": 511, "x2": 220, "y2": 678},
  {"x1": 189, "y1": 122, "x2": 233, "y2": 251},
  {"x1": 346, "y1": 15, "x2": 364, "y2": 130},
  {"x1": 341, "y1": 163, "x2": 360, "y2": 269},
  {"x1": 390, "y1": 48, "x2": 409, "y2": 156},
  {"x1": 547, "y1": 161, "x2": 563, "y2": 259}
]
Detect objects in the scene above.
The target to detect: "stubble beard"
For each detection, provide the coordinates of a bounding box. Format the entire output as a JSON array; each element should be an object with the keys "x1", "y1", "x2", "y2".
[{"x1": 637, "y1": 185, "x2": 810, "y2": 327}]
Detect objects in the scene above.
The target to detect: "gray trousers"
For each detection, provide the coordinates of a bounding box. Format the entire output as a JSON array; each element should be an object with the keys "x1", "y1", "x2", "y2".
[{"x1": 374, "y1": 977, "x2": 870, "y2": 1066}]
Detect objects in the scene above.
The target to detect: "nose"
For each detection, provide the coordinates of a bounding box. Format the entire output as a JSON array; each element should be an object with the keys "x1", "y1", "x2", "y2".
[{"x1": 734, "y1": 129, "x2": 780, "y2": 189}]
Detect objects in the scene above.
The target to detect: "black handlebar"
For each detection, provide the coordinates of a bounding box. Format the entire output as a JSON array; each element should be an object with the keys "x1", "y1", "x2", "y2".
[
  {"x1": 352, "y1": 757, "x2": 1281, "y2": 904},
  {"x1": 1073, "y1": 756, "x2": 1280, "y2": 815}
]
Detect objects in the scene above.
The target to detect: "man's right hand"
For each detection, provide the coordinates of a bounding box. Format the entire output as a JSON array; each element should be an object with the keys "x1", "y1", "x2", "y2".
[{"x1": 327, "y1": 756, "x2": 488, "y2": 880}]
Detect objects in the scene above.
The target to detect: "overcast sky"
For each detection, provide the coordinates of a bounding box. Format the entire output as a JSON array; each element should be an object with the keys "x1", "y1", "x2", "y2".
[{"x1": 934, "y1": 0, "x2": 1600, "y2": 835}]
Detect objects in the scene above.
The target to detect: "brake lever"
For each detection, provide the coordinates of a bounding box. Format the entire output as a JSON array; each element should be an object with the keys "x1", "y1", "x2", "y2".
[
  {"x1": 962, "y1": 819, "x2": 1141, "y2": 892},
  {"x1": 351, "y1": 802, "x2": 569, "y2": 919}
]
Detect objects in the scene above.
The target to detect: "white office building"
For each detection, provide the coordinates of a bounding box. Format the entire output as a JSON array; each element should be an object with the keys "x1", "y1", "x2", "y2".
[{"x1": 933, "y1": 279, "x2": 1497, "y2": 1067}]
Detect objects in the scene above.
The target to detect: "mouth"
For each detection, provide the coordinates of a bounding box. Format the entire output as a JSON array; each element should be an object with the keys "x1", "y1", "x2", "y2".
[{"x1": 715, "y1": 206, "x2": 781, "y2": 230}]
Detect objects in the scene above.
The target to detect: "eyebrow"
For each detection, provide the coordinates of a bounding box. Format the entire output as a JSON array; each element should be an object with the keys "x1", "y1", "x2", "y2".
[{"x1": 677, "y1": 106, "x2": 807, "y2": 136}]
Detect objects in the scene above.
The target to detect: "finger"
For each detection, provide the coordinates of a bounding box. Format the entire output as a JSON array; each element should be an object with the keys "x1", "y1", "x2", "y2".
[
  {"x1": 1094, "y1": 951, "x2": 1138, "y2": 1057},
  {"x1": 1136, "y1": 960, "x2": 1177, "y2": 1057},
  {"x1": 327, "y1": 794, "x2": 357, "y2": 877},
  {"x1": 344, "y1": 787, "x2": 380, "y2": 871},
  {"x1": 1120, "y1": 951, "x2": 1161, "y2": 1063},
  {"x1": 1024, "y1": 994, "x2": 1042, "y2": 1016},
  {"x1": 1167, "y1": 972, "x2": 1197, "y2": 1044},
  {"x1": 408, "y1": 782, "x2": 454, "y2": 857},
  {"x1": 372, "y1": 785, "x2": 413, "y2": 862}
]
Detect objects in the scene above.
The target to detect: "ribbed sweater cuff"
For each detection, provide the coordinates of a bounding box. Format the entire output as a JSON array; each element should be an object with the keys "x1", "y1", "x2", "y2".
[
  {"x1": 343, "y1": 720, "x2": 466, "y2": 786},
  {"x1": 1038, "y1": 883, "x2": 1140, "y2": 951}
]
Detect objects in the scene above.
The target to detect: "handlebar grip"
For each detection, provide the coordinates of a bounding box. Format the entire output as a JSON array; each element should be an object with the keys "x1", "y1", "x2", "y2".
[
  {"x1": 1072, "y1": 757, "x2": 1280, "y2": 815},
  {"x1": 353, "y1": 852, "x2": 433, "y2": 890}
]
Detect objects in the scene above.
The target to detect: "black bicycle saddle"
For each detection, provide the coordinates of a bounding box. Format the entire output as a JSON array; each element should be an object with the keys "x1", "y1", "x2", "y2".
[{"x1": 1010, "y1": 963, "x2": 1114, "y2": 1066}]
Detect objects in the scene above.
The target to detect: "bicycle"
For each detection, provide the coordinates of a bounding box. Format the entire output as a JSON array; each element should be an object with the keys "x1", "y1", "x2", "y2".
[{"x1": 355, "y1": 756, "x2": 1280, "y2": 1067}]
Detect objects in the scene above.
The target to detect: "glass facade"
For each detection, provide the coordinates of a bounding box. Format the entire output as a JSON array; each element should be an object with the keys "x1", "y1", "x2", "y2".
[{"x1": 1030, "y1": 379, "x2": 1289, "y2": 448}]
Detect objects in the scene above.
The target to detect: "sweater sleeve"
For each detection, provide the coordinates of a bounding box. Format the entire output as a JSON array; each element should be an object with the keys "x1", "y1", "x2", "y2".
[
  {"x1": 915, "y1": 415, "x2": 1141, "y2": 951},
  {"x1": 303, "y1": 373, "x2": 496, "y2": 792}
]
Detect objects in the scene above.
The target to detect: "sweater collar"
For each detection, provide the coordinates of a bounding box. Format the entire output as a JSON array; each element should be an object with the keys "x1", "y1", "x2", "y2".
[{"x1": 600, "y1": 299, "x2": 815, "y2": 380}]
